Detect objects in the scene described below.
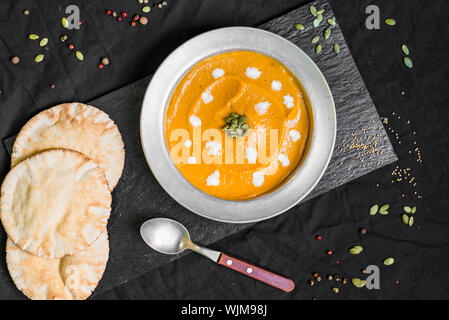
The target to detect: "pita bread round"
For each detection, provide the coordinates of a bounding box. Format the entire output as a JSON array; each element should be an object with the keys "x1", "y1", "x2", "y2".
[
  {"x1": 1, "y1": 149, "x2": 111, "y2": 258},
  {"x1": 6, "y1": 232, "x2": 109, "y2": 300},
  {"x1": 11, "y1": 102, "x2": 125, "y2": 190}
]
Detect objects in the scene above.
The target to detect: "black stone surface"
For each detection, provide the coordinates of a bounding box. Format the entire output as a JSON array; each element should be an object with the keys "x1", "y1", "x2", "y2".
[{"x1": 0, "y1": 0, "x2": 397, "y2": 297}]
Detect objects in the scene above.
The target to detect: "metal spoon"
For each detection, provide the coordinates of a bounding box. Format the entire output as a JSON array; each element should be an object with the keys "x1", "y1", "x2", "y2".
[{"x1": 140, "y1": 218, "x2": 295, "y2": 292}]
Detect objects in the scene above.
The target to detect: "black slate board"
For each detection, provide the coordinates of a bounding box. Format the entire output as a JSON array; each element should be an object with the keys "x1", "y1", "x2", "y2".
[{"x1": 0, "y1": 0, "x2": 397, "y2": 298}]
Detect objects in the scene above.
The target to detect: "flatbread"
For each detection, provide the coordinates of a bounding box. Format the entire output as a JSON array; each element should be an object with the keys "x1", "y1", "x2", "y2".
[
  {"x1": 6, "y1": 232, "x2": 109, "y2": 300},
  {"x1": 0, "y1": 149, "x2": 111, "y2": 258},
  {"x1": 11, "y1": 102, "x2": 125, "y2": 190}
]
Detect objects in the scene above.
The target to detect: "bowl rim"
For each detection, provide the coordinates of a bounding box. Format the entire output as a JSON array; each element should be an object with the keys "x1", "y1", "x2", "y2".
[{"x1": 140, "y1": 26, "x2": 336, "y2": 224}]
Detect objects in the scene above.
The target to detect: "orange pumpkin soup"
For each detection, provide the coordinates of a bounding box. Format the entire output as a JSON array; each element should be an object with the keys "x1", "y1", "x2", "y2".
[{"x1": 165, "y1": 51, "x2": 311, "y2": 200}]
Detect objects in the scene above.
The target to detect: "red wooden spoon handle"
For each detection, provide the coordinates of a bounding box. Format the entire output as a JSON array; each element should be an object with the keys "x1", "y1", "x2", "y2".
[{"x1": 218, "y1": 253, "x2": 295, "y2": 292}]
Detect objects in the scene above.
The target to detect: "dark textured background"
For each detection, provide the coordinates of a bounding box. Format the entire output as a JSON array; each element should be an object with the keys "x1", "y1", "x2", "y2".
[{"x1": 0, "y1": 0, "x2": 448, "y2": 300}]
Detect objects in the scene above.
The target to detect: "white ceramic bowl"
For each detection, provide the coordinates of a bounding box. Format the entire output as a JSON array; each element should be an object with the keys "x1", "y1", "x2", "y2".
[{"x1": 141, "y1": 27, "x2": 336, "y2": 223}]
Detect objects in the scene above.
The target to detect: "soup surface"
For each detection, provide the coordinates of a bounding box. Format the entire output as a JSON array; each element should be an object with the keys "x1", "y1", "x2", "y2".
[{"x1": 165, "y1": 51, "x2": 311, "y2": 200}]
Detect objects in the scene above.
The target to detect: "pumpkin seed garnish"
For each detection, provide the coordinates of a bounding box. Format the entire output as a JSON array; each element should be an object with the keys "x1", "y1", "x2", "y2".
[
  {"x1": 142, "y1": 6, "x2": 151, "y2": 13},
  {"x1": 327, "y1": 18, "x2": 336, "y2": 26},
  {"x1": 385, "y1": 18, "x2": 396, "y2": 26},
  {"x1": 222, "y1": 113, "x2": 249, "y2": 138},
  {"x1": 402, "y1": 214, "x2": 410, "y2": 225},
  {"x1": 34, "y1": 54, "x2": 44, "y2": 63},
  {"x1": 62, "y1": 17, "x2": 69, "y2": 28},
  {"x1": 411, "y1": 206, "x2": 417, "y2": 214},
  {"x1": 409, "y1": 216, "x2": 414, "y2": 227},
  {"x1": 316, "y1": 9, "x2": 324, "y2": 15},
  {"x1": 295, "y1": 24, "x2": 305, "y2": 31},
  {"x1": 28, "y1": 34, "x2": 39, "y2": 40},
  {"x1": 312, "y1": 36, "x2": 320, "y2": 44},
  {"x1": 324, "y1": 28, "x2": 331, "y2": 40},
  {"x1": 315, "y1": 44, "x2": 322, "y2": 54},
  {"x1": 349, "y1": 246, "x2": 363, "y2": 255},
  {"x1": 333, "y1": 43, "x2": 340, "y2": 54},
  {"x1": 403, "y1": 206, "x2": 412, "y2": 213},
  {"x1": 310, "y1": 6, "x2": 317, "y2": 17},
  {"x1": 39, "y1": 38, "x2": 48, "y2": 47},
  {"x1": 352, "y1": 278, "x2": 366, "y2": 288},
  {"x1": 404, "y1": 57, "x2": 413, "y2": 68},
  {"x1": 75, "y1": 50, "x2": 84, "y2": 61},
  {"x1": 369, "y1": 204, "x2": 379, "y2": 216},
  {"x1": 383, "y1": 257, "x2": 395, "y2": 266},
  {"x1": 402, "y1": 44, "x2": 410, "y2": 55},
  {"x1": 313, "y1": 18, "x2": 321, "y2": 28}
]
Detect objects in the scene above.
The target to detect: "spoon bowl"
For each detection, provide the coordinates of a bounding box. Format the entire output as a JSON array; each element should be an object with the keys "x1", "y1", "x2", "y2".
[{"x1": 140, "y1": 218, "x2": 191, "y2": 255}]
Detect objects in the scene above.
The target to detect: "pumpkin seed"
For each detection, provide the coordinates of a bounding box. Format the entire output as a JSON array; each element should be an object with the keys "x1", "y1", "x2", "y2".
[
  {"x1": 403, "y1": 206, "x2": 412, "y2": 213},
  {"x1": 404, "y1": 57, "x2": 413, "y2": 68},
  {"x1": 316, "y1": 14, "x2": 323, "y2": 23},
  {"x1": 28, "y1": 34, "x2": 39, "y2": 40},
  {"x1": 295, "y1": 24, "x2": 305, "y2": 31},
  {"x1": 385, "y1": 18, "x2": 396, "y2": 26},
  {"x1": 369, "y1": 204, "x2": 379, "y2": 216},
  {"x1": 62, "y1": 17, "x2": 69, "y2": 28},
  {"x1": 313, "y1": 18, "x2": 321, "y2": 28},
  {"x1": 223, "y1": 113, "x2": 249, "y2": 137},
  {"x1": 402, "y1": 214, "x2": 410, "y2": 225},
  {"x1": 383, "y1": 257, "x2": 395, "y2": 266},
  {"x1": 142, "y1": 6, "x2": 151, "y2": 13},
  {"x1": 409, "y1": 216, "x2": 414, "y2": 227},
  {"x1": 34, "y1": 54, "x2": 44, "y2": 63},
  {"x1": 327, "y1": 18, "x2": 336, "y2": 26},
  {"x1": 312, "y1": 36, "x2": 320, "y2": 44},
  {"x1": 334, "y1": 43, "x2": 340, "y2": 54},
  {"x1": 39, "y1": 38, "x2": 48, "y2": 47},
  {"x1": 310, "y1": 6, "x2": 317, "y2": 17},
  {"x1": 411, "y1": 206, "x2": 417, "y2": 214},
  {"x1": 75, "y1": 50, "x2": 84, "y2": 61},
  {"x1": 324, "y1": 28, "x2": 331, "y2": 40},
  {"x1": 402, "y1": 44, "x2": 410, "y2": 55},
  {"x1": 349, "y1": 246, "x2": 363, "y2": 255},
  {"x1": 315, "y1": 44, "x2": 322, "y2": 54},
  {"x1": 379, "y1": 204, "x2": 389, "y2": 215},
  {"x1": 352, "y1": 278, "x2": 366, "y2": 288},
  {"x1": 316, "y1": 9, "x2": 324, "y2": 15}
]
